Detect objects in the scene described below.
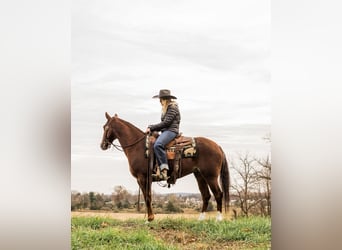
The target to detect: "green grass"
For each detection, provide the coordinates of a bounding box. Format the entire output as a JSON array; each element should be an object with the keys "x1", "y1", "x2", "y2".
[{"x1": 71, "y1": 216, "x2": 271, "y2": 249}]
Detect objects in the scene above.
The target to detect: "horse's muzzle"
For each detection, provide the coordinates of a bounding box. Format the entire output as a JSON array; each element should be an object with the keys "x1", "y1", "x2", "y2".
[{"x1": 101, "y1": 142, "x2": 110, "y2": 150}]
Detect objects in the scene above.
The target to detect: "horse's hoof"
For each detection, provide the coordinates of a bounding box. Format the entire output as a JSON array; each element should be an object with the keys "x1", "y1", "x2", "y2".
[
  {"x1": 148, "y1": 214, "x2": 155, "y2": 221},
  {"x1": 198, "y1": 212, "x2": 206, "y2": 221},
  {"x1": 216, "y1": 212, "x2": 223, "y2": 222}
]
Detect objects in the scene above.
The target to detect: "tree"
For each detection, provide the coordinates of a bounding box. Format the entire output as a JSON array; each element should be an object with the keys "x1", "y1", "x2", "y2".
[
  {"x1": 163, "y1": 194, "x2": 183, "y2": 213},
  {"x1": 71, "y1": 191, "x2": 82, "y2": 211},
  {"x1": 112, "y1": 185, "x2": 132, "y2": 209},
  {"x1": 257, "y1": 133, "x2": 271, "y2": 216},
  {"x1": 89, "y1": 192, "x2": 98, "y2": 210},
  {"x1": 230, "y1": 152, "x2": 262, "y2": 217},
  {"x1": 256, "y1": 155, "x2": 271, "y2": 216},
  {"x1": 94, "y1": 193, "x2": 105, "y2": 209}
]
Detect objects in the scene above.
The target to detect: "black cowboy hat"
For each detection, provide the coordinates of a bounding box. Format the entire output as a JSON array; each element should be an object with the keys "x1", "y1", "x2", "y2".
[{"x1": 152, "y1": 89, "x2": 177, "y2": 99}]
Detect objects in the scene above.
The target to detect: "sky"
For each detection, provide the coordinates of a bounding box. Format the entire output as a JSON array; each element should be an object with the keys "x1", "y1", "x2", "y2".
[{"x1": 71, "y1": 0, "x2": 270, "y2": 195}]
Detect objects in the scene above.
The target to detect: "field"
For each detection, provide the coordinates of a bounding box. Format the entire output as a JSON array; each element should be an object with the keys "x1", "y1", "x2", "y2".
[
  {"x1": 72, "y1": 211, "x2": 271, "y2": 249},
  {"x1": 72, "y1": 210, "x2": 233, "y2": 220}
]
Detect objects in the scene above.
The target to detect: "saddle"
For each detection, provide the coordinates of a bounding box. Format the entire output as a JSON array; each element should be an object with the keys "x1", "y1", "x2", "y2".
[{"x1": 145, "y1": 132, "x2": 197, "y2": 185}]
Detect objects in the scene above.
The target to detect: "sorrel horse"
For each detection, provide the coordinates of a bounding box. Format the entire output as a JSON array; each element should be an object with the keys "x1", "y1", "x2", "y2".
[{"x1": 100, "y1": 112, "x2": 230, "y2": 221}]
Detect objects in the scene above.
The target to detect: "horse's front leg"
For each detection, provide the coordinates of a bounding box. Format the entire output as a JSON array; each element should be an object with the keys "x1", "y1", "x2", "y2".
[
  {"x1": 146, "y1": 194, "x2": 154, "y2": 222},
  {"x1": 137, "y1": 176, "x2": 154, "y2": 222}
]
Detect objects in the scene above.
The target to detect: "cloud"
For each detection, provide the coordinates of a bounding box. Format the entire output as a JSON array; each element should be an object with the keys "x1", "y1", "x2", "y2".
[{"x1": 71, "y1": 0, "x2": 270, "y2": 193}]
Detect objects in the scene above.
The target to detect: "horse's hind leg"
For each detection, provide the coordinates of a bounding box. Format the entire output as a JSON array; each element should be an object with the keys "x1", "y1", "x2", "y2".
[
  {"x1": 194, "y1": 171, "x2": 211, "y2": 220},
  {"x1": 207, "y1": 177, "x2": 224, "y2": 221}
]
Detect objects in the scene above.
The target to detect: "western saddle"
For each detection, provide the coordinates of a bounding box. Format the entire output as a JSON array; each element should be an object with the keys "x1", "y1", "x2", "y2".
[{"x1": 145, "y1": 132, "x2": 197, "y2": 185}]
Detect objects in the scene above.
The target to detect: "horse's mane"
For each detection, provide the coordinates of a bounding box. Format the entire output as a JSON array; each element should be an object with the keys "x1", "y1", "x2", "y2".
[{"x1": 115, "y1": 117, "x2": 144, "y2": 134}]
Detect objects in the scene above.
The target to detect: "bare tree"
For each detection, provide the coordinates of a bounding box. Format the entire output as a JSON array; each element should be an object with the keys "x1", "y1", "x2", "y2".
[
  {"x1": 71, "y1": 191, "x2": 82, "y2": 210},
  {"x1": 230, "y1": 152, "x2": 262, "y2": 217},
  {"x1": 258, "y1": 132, "x2": 271, "y2": 216},
  {"x1": 256, "y1": 155, "x2": 271, "y2": 216},
  {"x1": 112, "y1": 185, "x2": 133, "y2": 209},
  {"x1": 81, "y1": 192, "x2": 90, "y2": 209}
]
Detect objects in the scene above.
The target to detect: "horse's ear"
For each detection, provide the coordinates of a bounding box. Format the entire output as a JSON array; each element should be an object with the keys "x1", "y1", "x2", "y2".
[
  {"x1": 105, "y1": 112, "x2": 111, "y2": 120},
  {"x1": 114, "y1": 113, "x2": 118, "y2": 118}
]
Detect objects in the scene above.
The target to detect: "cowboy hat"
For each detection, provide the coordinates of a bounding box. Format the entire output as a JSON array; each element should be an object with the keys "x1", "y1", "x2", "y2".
[{"x1": 152, "y1": 89, "x2": 177, "y2": 99}]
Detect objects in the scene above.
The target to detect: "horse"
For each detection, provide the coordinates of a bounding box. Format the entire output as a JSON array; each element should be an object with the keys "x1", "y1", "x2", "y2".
[{"x1": 100, "y1": 112, "x2": 230, "y2": 222}]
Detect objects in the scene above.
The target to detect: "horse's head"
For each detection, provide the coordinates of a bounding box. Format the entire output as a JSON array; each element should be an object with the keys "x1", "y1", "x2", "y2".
[{"x1": 100, "y1": 112, "x2": 118, "y2": 150}]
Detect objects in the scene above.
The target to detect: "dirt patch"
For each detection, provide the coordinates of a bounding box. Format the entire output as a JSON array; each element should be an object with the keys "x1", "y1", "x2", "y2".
[{"x1": 148, "y1": 228, "x2": 257, "y2": 250}]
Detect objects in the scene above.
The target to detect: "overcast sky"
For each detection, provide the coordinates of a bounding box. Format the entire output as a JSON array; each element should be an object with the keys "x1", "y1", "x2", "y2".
[{"x1": 71, "y1": 0, "x2": 270, "y2": 194}]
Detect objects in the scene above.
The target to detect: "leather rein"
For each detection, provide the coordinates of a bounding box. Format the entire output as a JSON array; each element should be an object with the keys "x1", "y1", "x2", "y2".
[{"x1": 107, "y1": 134, "x2": 146, "y2": 152}]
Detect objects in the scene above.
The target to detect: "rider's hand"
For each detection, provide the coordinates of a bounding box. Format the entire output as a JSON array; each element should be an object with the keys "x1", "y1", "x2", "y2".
[{"x1": 145, "y1": 127, "x2": 151, "y2": 134}]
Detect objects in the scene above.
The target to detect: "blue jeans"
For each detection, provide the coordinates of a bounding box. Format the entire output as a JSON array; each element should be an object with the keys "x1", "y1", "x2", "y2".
[{"x1": 154, "y1": 130, "x2": 177, "y2": 170}]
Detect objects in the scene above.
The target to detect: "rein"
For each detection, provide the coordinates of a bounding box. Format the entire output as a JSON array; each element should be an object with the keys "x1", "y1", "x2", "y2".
[{"x1": 108, "y1": 134, "x2": 146, "y2": 152}]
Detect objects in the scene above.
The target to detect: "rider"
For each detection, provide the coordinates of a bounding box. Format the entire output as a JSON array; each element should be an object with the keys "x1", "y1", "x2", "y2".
[{"x1": 146, "y1": 89, "x2": 181, "y2": 181}]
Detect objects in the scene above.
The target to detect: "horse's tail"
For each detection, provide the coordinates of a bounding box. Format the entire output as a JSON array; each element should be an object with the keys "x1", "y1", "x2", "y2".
[{"x1": 220, "y1": 147, "x2": 230, "y2": 213}]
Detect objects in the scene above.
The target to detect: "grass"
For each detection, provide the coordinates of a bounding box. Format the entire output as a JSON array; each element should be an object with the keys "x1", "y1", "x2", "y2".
[{"x1": 71, "y1": 216, "x2": 271, "y2": 249}]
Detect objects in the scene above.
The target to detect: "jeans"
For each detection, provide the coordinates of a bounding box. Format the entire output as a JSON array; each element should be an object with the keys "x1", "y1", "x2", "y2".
[{"x1": 154, "y1": 130, "x2": 177, "y2": 170}]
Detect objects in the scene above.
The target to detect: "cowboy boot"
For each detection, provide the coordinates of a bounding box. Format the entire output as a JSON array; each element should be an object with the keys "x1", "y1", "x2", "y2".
[{"x1": 160, "y1": 169, "x2": 169, "y2": 180}]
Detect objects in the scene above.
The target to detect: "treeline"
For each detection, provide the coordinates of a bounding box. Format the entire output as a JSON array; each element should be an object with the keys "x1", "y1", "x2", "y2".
[
  {"x1": 71, "y1": 186, "x2": 141, "y2": 211},
  {"x1": 71, "y1": 187, "x2": 204, "y2": 213}
]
